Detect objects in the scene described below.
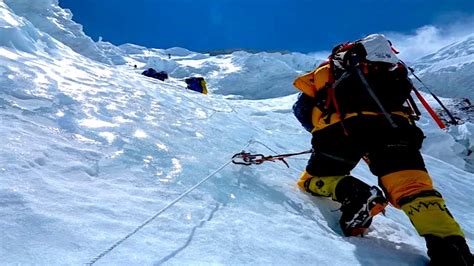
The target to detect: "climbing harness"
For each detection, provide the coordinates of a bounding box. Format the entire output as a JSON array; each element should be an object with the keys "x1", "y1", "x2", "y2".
[{"x1": 232, "y1": 149, "x2": 313, "y2": 168}]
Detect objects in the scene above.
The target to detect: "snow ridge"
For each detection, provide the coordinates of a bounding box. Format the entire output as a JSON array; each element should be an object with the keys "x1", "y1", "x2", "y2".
[{"x1": 413, "y1": 34, "x2": 474, "y2": 100}]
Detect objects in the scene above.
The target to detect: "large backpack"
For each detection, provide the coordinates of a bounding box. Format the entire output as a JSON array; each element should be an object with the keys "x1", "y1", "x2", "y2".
[
  {"x1": 315, "y1": 34, "x2": 416, "y2": 127},
  {"x1": 142, "y1": 68, "x2": 158, "y2": 78},
  {"x1": 293, "y1": 34, "x2": 456, "y2": 132},
  {"x1": 156, "y1": 71, "x2": 169, "y2": 81}
]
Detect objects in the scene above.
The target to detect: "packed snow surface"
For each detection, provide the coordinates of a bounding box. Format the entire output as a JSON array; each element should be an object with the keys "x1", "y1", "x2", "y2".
[
  {"x1": 0, "y1": 1, "x2": 472, "y2": 265},
  {"x1": 413, "y1": 34, "x2": 474, "y2": 100}
]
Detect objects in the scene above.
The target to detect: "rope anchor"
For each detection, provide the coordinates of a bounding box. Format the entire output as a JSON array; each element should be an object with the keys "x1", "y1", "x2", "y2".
[{"x1": 232, "y1": 149, "x2": 313, "y2": 168}]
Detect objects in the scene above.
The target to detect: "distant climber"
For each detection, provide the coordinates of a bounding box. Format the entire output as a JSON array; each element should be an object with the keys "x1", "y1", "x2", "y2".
[
  {"x1": 184, "y1": 77, "x2": 208, "y2": 94},
  {"x1": 142, "y1": 68, "x2": 168, "y2": 81}
]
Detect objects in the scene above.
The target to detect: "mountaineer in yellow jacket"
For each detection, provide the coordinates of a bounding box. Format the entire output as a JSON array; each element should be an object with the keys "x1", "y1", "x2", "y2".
[
  {"x1": 292, "y1": 34, "x2": 472, "y2": 265},
  {"x1": 185, "y1": 77, "x2": 208, "y2": 94}
]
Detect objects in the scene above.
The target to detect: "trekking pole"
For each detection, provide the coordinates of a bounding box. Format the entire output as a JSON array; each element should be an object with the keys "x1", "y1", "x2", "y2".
[
  {"x1": 403, "y1": 65, "x2": 459, "y2": 126},
  {"x1": 232, "y1": 149, "x2": 313, "y2": 168}
]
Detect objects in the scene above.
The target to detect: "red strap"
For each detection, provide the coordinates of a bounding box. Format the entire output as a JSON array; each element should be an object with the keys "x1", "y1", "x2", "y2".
[
  {"x1": 324, "y1": 58, "x2": 349, "y2": 135},
  {"x1": 361, "y1": 62, "x2": 369, "y2": 74},
  {"x1": 327, "y1": 87, "x2": 349, "y2": 135},
  {"x1": 328, "y1": 58, "x2": 335, "y2": 83},
  {"x1": 413, "y1": 88, "x2": 446, "y2": 129}
]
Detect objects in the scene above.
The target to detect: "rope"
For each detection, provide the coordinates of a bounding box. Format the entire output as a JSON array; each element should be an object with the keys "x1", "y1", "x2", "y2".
[
  {"x1": 401, "y1": 61, "x2": 458, "y2": 126},
  {"x1": 151, "y1": 76, "x2": 305, "y2": 137},
  {"x1": 146, "y1": 77, "x2": 233, "y2": 118},
  {"x1": 87, "y1": 141, "x2": 252, "y2": 265},
  {"x1": 250, "y1": 140, "x2": 308, "y2": 175},
  {"x1": 251, "y1": 140, "x2": 312, "y2": 162},
  {"x1": 251, "y1": 139, "x2": 280, "y2": 154}
]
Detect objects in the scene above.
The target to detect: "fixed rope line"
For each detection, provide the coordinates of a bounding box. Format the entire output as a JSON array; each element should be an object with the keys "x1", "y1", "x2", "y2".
[
  {"x1": 251, "y1": 140, "x2": 309, "y2": 175},
  {"x1": 87, "y1": 161, "x2": 232, "y2": 265},
  {"x1": 154, "y1": 76, "x2": 301, "y2": 137},
  {"x1": 252, "y1": 139, "x2": 312, "y2": 164},
  {"x1": 251, "y1": 139, "x2": 280, "y2": 154},
  {"x1": 166, "y1": 78, "x2": 280, "y2": 135},
  {"x1": 148, "y1": 77, "x2": 233, "y2": 118},
  {"x1": 87, "y1": 141, "x2": 252, "y2": 265}
]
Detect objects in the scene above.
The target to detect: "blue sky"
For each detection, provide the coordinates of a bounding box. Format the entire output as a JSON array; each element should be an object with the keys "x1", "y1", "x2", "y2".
[{"x1": 58, "y1": 0, "x2": 474, "y2": 53}]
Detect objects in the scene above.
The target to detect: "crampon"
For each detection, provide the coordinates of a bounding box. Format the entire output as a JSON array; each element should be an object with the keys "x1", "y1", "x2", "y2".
[{"x1": 340, "y1": 186, "x2": 388, "y2": 237}]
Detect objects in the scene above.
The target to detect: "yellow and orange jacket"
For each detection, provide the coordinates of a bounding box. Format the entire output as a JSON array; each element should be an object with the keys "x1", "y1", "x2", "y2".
[{"x1": 293, "y1": 63, "x2": 409, "y2": 133}]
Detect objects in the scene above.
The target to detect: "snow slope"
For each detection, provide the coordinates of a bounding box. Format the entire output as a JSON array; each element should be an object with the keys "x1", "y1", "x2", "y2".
[
  {"x1": 413, "y1": 34, "x2": 474, "y2": 100},
  {"x1": 96, "y1": 41, "x2": 327, "y2": 100},
  {"x1": 0, "y1": 1, "x2": 472, "y2": 265}
]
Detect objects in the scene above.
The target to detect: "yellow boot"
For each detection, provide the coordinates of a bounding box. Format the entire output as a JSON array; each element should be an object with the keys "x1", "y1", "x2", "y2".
[
  {"x1": 296, "y1": 170, "x2": 345, "y2": 200},
  {"x1": 400, "y1": 194, "x2": 464, "y2": 238},
  {"x1": 400, "y1": 193, "x2": 471, "y2": 265},
  {"x1": 381, "y1": 170, "x2": 471, "y2": 264}
]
